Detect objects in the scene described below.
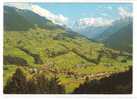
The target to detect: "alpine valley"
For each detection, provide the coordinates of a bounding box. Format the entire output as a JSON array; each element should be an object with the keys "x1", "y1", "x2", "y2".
[{"x1": 4, "y1": 5, "x2": 132, "y2": 94}]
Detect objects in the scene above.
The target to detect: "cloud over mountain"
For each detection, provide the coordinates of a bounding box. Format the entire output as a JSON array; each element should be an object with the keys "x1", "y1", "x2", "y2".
[
  {"x1": 31, "y1": 5, "x2": 68, "y2": 26},
  {"x1": 4, "y1": 3, "x2": 132, "y2": 29},
  {"x1": 74, "y1": 17, "x2": 113, "y2": 30},
  {"x1": 72, "y1": 7, "x2": 132, "y2": 30},
  {"x1": 4, "y1": 3, "x2": 68, "y2": 26},
  {"x1": 118, "y1": 7, "x2": 132, "y2": 18}
]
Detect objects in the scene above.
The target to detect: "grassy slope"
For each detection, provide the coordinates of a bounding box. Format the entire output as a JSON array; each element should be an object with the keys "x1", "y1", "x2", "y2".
[{"x1": 4, "y1": 27, "x2": 132, "y2": 93}]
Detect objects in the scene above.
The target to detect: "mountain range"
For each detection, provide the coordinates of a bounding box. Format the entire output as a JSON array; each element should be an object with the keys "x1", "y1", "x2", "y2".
[
  {"x1": 4, "y1": 6, "x2": 64, "y2": 31},
  {"x1": 73, "y1": 17, "x2": 133, "y2": 53}
]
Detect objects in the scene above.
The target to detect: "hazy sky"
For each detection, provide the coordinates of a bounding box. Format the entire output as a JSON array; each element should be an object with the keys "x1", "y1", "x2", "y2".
[
  {"x1": 38, "y1": 3, "x2": 132, "y2": 19},
  {"x1": 5, "y1": 3, "x2": 132, "y2": 27}
]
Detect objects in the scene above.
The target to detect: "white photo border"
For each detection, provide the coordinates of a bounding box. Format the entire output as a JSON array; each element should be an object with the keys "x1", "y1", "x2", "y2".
[{"x1": 0, "y1": 0, "x2": 137, "y2": 99}]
